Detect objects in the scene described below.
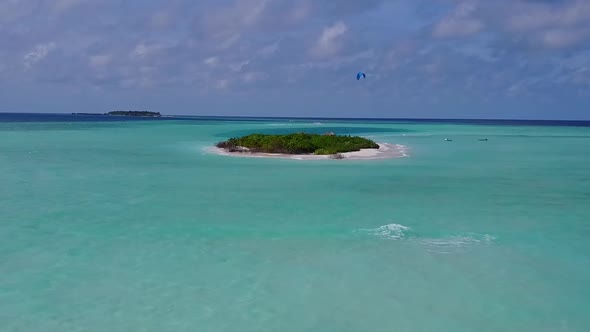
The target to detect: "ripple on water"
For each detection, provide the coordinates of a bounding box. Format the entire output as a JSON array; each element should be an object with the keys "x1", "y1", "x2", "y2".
[{"x1": 359, "y1": 223, "x2": 496, "y2": 253}]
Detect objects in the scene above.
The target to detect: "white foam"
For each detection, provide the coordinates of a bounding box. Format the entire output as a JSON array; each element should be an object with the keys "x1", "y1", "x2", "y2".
[
  {"x1": 395, "y1": 144, "x2": 409, "y2": 157},
  {"x1": 361, "y1": 223, "x2": 411, "y2": 240},
  {"x1": 361, "y1": 223, "x2": 495, "y2": 252}
]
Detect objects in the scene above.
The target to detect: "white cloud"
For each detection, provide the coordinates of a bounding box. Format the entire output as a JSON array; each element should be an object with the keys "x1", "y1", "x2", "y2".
[
  {"x1": 258, "y1": 42, "x2": 279, "y2": 57},
  {"x1": 219, "y1": 33, "x2": 241, "y2": 50},
  {"x1": 420, "y1": 62, "x2": 441, "y2": 75},
  {"x1": 23, "y1": 42, "x2": 56, "y2": 69},
  {"x1": 310, "y1": 21, "x2": 348, "y2": 57},
  {"x1": 2, "y1": 0, "x2": 589, "y2": 109},
  {"x1": 130, "y1": 43, "x2": 164, "y2": 59},
  {"x1": 506, "y1": 1, "x2": 590, "y2": 32},
  {"x1": 151, "y1": 11, "x2": 172, "y2": 29},
  {"x1": 242, "y1": 71, "x2": 267, "y2": 83},
  {"x1": 230, "y1": 60, "x2": 251, "y2": 72},
  {"x1": 431, "y1": 0, "x2": 590, "y2": 48},
  {"x1": 240, "y1": 0, "x2": 269, "y2": 26},
  {"x1": 501, "y1": 0, "x2": 590, "y2": 49},
  {"x1": 201, "y1": 0, "x2": 270, "y2": 35},
  {"x1": 203, "y1": 57, "x2": 219, "y2": 66},
  {"x1": 89, "y1": 54, "x2": 111, "y2": 67},
  {"x1": 507, "y1": 83, "x2": 523, "y2": 96},
  {"x1": 286, "y1": 1, "x2": 311, "y2": 22},
  {"x1": 433, "y1": 1, "x2": 483, "y2": 39},
  {"x1": 433, "y1": 19, "x2": 483, "y2": 38},
  {"x1": 539, "y1": 29, "x2": 589, "y2": 49},
  {"x1": 0, "y1": 0, "x2": 36, "y2": 24},
  {"x1": 51, "y1": 0, "x2": 88, "y2": 13},
  {"x1": 215, "y1": 79, "x2": 230, "y2": 90},
  {"x1": 571, "y1": 67, "x2": 590, "y2": 85}
]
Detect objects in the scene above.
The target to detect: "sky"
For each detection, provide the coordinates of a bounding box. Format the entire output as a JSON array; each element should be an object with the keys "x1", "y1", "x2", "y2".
[{"x1": 0, "y1": 0, "x2": 589, "y2": 119}]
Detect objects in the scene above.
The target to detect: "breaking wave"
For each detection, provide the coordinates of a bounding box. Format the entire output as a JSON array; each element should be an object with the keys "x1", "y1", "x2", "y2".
[
  {"x1": 359, "y1": 223, "x2": 496, "y2": 253},
  {"x1": 360, "y1": 223, "x2": 413, "y2": 239},
  {"x1": 395, "y1": 144, "x2": 409, "y2": 157}
]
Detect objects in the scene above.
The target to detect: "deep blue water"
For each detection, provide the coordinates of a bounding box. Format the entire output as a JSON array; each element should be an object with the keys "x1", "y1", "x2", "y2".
[{"x1": 1, "y1": 112, "x2": 589, "y2": 127}]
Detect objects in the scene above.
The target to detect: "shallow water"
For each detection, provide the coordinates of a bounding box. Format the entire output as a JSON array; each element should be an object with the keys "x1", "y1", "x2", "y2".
[{"x1": 1, "y1": 115, "x2": 590, "y2": 331}]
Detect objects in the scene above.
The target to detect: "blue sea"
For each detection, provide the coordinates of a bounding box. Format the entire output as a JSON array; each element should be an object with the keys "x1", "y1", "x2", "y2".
[{"x1": 1, "y1": 113, "x2": 590, "y2": 331}]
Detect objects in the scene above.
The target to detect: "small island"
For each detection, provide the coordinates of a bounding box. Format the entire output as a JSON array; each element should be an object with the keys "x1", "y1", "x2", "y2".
[
  {"x1": 212, "y1": 132, "x2": 407, "y2": 160},
  {"x1": 106, "y1": 111, "x2": 161, "y2": 117},
  {"x1": 73, "y1": 110, "x2": 162, "y2": 117}
]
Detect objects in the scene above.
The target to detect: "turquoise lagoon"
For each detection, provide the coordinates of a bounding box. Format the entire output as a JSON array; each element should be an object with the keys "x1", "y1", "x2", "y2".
[{"x1": 1, "y1": 115, "x2": 589, "y2": 331}]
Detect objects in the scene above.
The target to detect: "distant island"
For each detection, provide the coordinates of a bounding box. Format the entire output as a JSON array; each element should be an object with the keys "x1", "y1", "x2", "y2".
[
  {"x1": 215, "y1": 132, "x2": 380, "y2": 158},
  {"x1": 106, "y1": 111, "x2": 161, "y2": 117},
  {"x1": 72, "y1": 111, "x2": 162, "y2": 117}
]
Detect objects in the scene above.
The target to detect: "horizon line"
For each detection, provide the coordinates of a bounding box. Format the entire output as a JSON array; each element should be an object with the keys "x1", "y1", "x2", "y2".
[{"x1": 1, "y1": 111, "x2": 590, "y2": 123}]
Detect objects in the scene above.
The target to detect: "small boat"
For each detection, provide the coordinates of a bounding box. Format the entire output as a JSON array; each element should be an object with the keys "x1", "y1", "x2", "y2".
[
  {"x1": 444, "y1": 138, "x2": 453, "y2": 141},
  {"x1": 478, "y1": 138, "x2": 488, "y2": 141}
]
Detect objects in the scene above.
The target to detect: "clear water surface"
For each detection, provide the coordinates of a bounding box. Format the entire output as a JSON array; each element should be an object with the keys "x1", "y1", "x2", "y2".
[{"x1": 1, "y1": 114, "x2": 589, "y2": 331}]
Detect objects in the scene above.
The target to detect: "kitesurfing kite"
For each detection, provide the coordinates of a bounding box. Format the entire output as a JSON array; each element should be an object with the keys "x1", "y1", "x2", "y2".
[{"x1": 356, "y1": 72, "x2": 366, "y2": 80}]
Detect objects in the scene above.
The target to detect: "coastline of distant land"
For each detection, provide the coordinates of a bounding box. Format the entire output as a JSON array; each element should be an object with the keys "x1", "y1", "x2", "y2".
[
  {"x1": 6, "y1": 113, "x2": 589, "y2": 127},
  {"x1": 72, "y1": 111, "x2": 161, "y2": 117}
]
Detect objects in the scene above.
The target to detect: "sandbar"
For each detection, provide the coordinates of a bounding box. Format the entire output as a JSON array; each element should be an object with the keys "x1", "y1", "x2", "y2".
[{"x1": 205, "y1": 143, "x2": 408, "y2": 160}]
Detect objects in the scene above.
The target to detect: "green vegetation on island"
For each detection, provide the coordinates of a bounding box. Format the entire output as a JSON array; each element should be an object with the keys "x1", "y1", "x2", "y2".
[
  {"x1": 216, "y1": 132, "x2": 379, "y2": 155},
  {"x1": 107, "y1": 111, "x2": 161, "y2": 117}
]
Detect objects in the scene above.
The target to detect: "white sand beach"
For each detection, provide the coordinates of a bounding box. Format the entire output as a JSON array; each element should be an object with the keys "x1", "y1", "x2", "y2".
[{"x1": 206, "y1": 143, "x2": 408, "y2": 160}]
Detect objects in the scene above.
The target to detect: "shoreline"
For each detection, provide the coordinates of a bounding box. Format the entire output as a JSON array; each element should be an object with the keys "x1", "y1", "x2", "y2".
[{"x1": 205, "y1": 142, "x2": 408, "y2": 160}]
